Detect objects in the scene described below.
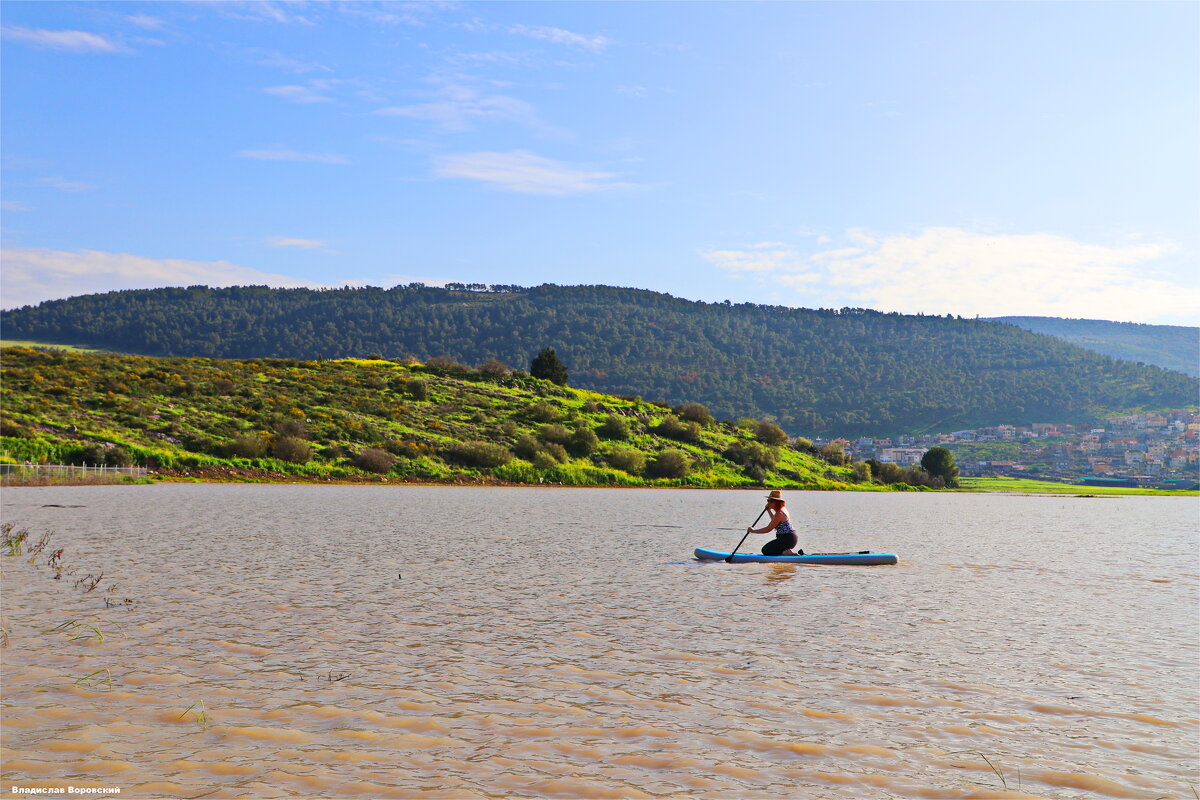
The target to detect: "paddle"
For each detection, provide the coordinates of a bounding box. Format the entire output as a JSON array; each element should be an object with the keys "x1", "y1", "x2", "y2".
[{"x1": 726, "y1": 505, "x2": 768, "y2": 563}]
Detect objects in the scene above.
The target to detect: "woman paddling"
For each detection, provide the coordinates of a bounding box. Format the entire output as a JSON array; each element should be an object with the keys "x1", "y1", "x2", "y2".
[{"x1": 746, "y1": 490, "x2": 802, "y2": 556}]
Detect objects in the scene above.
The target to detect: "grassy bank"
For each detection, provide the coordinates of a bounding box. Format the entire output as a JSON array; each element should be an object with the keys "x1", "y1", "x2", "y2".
[
  {"x1": 958, "y1": 476, "x2": 1198, "y2": 496},
  {"x1": 1, "y1": 347, "x2": 880, "y2": 490}
]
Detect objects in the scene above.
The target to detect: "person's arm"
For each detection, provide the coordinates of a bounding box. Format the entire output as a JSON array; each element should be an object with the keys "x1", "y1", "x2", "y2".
[{"x1": 748, "y1": 510, "x2": 780, "y2": 534}]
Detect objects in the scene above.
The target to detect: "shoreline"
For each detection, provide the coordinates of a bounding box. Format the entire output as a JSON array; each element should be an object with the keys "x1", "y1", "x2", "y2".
[{"x1": 2, "y1": 469, "x2": 1194, "y2": 496}]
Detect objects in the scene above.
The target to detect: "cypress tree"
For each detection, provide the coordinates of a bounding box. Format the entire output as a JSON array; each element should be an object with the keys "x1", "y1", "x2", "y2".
[{"x1": 530, "y1": 347, "x2": 568, "y2": 386}]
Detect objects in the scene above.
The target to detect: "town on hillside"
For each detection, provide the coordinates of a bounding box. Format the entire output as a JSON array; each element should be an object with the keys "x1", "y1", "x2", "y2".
[{"x1": 813, "y1": 410, "x2": 1199, "y2": 490}]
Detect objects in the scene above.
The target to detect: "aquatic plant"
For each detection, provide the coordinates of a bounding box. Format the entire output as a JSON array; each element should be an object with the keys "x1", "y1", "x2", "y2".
[
  {"x1": 73, "y1": 668, "x2": 113, "y2": 690},
  {"x1": 944, "y1": 749, "x2": 1019, "y2": 792},
  {"x1": 2, "y1": 522, "x2": 30, "y2": 556},
  {"x1": 74, "y1": 572, "x2": 104, "y2": 593},
  {"x1": 178, "y1": 699, "x2": 211, "y2": 731}
]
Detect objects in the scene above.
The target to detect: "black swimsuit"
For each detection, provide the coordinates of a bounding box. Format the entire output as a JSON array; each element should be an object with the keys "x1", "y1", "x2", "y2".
[{"x1": 762, "y1": 519, "x2": 798, "y2": 556}]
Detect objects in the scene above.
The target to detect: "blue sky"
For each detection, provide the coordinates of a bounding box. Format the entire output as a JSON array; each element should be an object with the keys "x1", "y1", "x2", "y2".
[{"x1": 2, "y1": 1, "x2": 1197, "y2": 324}]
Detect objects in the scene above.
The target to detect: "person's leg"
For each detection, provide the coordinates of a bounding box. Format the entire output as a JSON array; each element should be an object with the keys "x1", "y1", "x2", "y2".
[{"x1": 763, "y1": 533, "x2": 797, "y2": 556}]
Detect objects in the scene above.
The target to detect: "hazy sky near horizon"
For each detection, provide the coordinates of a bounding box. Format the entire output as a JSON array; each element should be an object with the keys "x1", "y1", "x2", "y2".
[{"x1": 2, "y1": 1, "x2": 1197, "y2": 324}]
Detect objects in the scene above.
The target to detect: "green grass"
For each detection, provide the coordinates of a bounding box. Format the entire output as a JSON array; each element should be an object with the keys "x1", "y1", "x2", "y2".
[
  {"x1": 1, "y1": 339, "x2": 108, "y2": 353},
  {"x1": 0, "y1": 346, "x2": 880, "y2": 490},
  {"x1": 959, "y1": 476, "x2": 1197, "y2": 496}
]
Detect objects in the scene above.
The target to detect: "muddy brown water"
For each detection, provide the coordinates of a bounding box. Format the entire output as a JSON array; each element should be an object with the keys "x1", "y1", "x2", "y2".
[{"x1": 1, "y1": 485, "x2": 1196, "y2": 799}]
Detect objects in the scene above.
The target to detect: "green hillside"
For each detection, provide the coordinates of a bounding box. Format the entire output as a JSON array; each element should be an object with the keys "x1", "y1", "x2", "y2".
[
  {"x1": 0, "y1": 347, "x2": 894, "y2": 489},
  {"x1": 3, "y1": 284, "x2": 1195, "y2": 436},
  {"x1": 989, "y1": 316, "x2": 1199, "y2": 377}
]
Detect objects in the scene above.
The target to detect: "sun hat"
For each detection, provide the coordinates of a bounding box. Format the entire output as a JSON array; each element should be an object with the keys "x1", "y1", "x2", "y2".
[{"x1": 765, "y1": 490, "x2": 784, "y2": 502}]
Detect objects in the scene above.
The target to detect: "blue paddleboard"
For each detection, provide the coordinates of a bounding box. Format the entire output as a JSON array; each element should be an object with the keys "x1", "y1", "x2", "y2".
[{"x1": 694, "y1": 547, "x2": 898, "y2": 566}]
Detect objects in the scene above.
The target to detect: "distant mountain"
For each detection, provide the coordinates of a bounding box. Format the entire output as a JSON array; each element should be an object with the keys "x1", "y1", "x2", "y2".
[
  {"x1": 2, "y1": 284, "x2": 1195, "y2": 436},
  {"x1": 989, "y1": 316, "x2": 1199, "y2": 377}
]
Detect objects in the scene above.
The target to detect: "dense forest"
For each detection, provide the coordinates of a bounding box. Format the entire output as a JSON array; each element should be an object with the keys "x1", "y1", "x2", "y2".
[
  {"x1": 989, "y1": 316, "x2": 1199, "y2": 377},
  {"x1": 3, "y1": 284, "x2": 1195, "y2": 436}
]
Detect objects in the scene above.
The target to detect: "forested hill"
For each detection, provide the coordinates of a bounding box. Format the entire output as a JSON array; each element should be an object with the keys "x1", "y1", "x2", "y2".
[
  {"x1": 3, "y1": 284, "x2": 1195, "y2": 436},
  {"x1": 988, "y1": 316, "x2": 1199, "y2": 378}
]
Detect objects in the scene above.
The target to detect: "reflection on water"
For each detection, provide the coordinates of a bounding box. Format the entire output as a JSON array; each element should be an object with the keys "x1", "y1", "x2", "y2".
[{"x1": 1, "y1": 485, "x2": 1197, "y2": 799}]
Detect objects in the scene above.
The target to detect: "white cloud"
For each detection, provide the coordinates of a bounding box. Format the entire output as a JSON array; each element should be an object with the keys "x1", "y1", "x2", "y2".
[
  {"x1": 376, "y1": 82, "x2": 555, "y2": 134},
  {"x1": 507, "y1": 24, "x2": 609, "y2": 52},
  {"x1": 267, "y1": 237, "x2": 327, "y2": 249},
  {"x1": 37, "y1": 176, "x2": 97, "y2": 193},
  {"x1": 0, "y1": 247, "x2": 327, "y2": 309},
  {"x1": 433, "y1": 151, "x2": 625, "y2": 195},
  {"x1": 126, "y1": 14, "x2": 165, "y2": 30},
  {"x1": 263, "y1": 84, "x2": 332, "y2": 104},
  {"x1": 699, "y1": 247, "x2": 811, "y2": 275},
  {"x1": 213, "y1": 2, "x2": 316, "y2": 25},
  {"x1": 2, "y1": 201, "x2": 33, "y2": 212},
  {"x1": 237, "y1": 148, "x2": 349, "y2": 164},
  {"x1": 702, "y1": 227, "x2": 1200, "y2": 323},
  {"x1": 1, "y1": 26, "x2": 129, "y2": 53}
]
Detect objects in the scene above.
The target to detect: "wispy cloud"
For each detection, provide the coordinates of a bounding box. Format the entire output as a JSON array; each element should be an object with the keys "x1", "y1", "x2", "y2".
[
  {"x1": 263, "y1": 84, "x2": 333, "y2": 104},
  {"x1": 507, "y1": 24, "x2": 610, "y2": 52},
  {"x1": 699, "y1": 245, "x2": 812, "y2": 275},
  {"x1": 701, "y1": 227, "x2": 1200, "y2": 323},
  {"x1": 376, "y1": 82, "x2": 554, "y2": 134},
  {"x1": 0, "y1": 247, "x2": 327, "y2": 309},
  {"x1": 2, "y1": 200, "x2": 33, "y2": 212},
  {"x1": 36, "y1": 176, "x2": 97, "y2": 193},
  {"x1": 1, "y1": 26, "x2": 129, "y2": 53},
  {"x1": 246, "y1": 48, "x2": 332, "y2": 74},
  {"x1": 125, "y1": 14, "x2": 165, "y2": 30},
  {"x1": 267, "y1": 237, "x2": 327, "y2": 249},
  {"x1": 237, "y1": 148, "x2": 349, "y2": 164},
  {"x1": 434, "y1": 150, "x2": 627, "y2": 195},
  {"x1": 211, "y1": 2, "x2": 316, "y2": 25}
]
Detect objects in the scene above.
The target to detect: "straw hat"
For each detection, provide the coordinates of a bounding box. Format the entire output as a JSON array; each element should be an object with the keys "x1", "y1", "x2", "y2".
[{"x1": 765, "y1": 490, "x2": 784, "y2": 502}]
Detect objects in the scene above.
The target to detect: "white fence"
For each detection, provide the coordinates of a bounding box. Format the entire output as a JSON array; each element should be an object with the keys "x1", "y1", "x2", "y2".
[{"x1": 0, "y1": 463, "x2": 148, "y2": 480}]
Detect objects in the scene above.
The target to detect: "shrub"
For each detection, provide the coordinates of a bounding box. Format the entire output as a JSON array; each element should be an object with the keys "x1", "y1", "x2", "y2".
[
  {"x1": 277, "y1": 418, "x2": 309, "y2": 439},
  {"x1": 445, "y1": 441, "x2": 513, "y2": 469},
  {"x1": 355, "y1": 447, "x2": 396, "y2": 474},
  {"x1": 531, "y1": 451, "x2": 560, "y2": 470},
  {"x1": 597, "y1": 414, "x2": 632, "y2": 440},
  {"x1": 183, "y1": 434, "x2": 221, "y2": 455},
  {"x1": 818, "y1": 443, "x2": 849, "y2": 466},
  {"x1": 229, "y1": 433, "x2": 268, "y2": 459},
  {"x1": 0, "y1": 416, "x2": 30, "y2": 438},
  {"x1": 647, "y1": 449, "x2": 690, "y2": 479},
  {"x1": 606, "y1": 447, "x2": 646, "y2": 475},
  {"x1": 273, "y1": 436, "x2": 312, "y2": 463},
  {"x1": 793, "y1": 437, "x2": 817, "y2": 455},
  {"x1": 743, "y1": 464, "x2": 768, "y2": 483},
  {"x1": 478, "y1": 358, "x2": 513, "y2": 378},
  {"x1": 72, "y1": 443, "x2": 133, "y2": 467},
  {"x1": 513, "y1": 434, "x2": 542, "y2": 461},
  {"x1": 655, "y1": 416, "x2": 701, "y2": 443},
  {"x1": 852, "y1": 461, "x2": 874, "y2": 482},
  {"x1": 408, "y1": 380, "x2": 429, "y2": 401},
  {"x1": 722, "y1": 441, "x2": 777, "y2": 471},
  {"x1": 539, "y1": 423, "x2": 571, "y2": 444},
  {"x1": 755, "y1": 421, "x2": 789, "y2": 447},
  {"x1": 427, "y1": 355, "x2": 469, "y2": 373},
  {"x1": 566, "y1": 426, "x2": 599, "y2": 457},
  {"x1": 676, "y1": 402, "x2": 714, "y2": 426},
  {"x1": 525, "y1": 401, "x2": 561, "y2": 422},
  {"x1": 541, "y1": 442, "x2": 568, "y2": 463}
]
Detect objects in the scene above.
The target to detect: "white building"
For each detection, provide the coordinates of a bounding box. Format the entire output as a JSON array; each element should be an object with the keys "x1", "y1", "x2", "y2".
[{"x1": 879, "y1": 447, "x2": 927, "y2": 466}]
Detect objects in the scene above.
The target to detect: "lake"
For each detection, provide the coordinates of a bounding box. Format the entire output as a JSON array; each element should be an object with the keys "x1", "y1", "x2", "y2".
[{"x1": 1, "y1": 485, "x2": 1196, "y2": 799}]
